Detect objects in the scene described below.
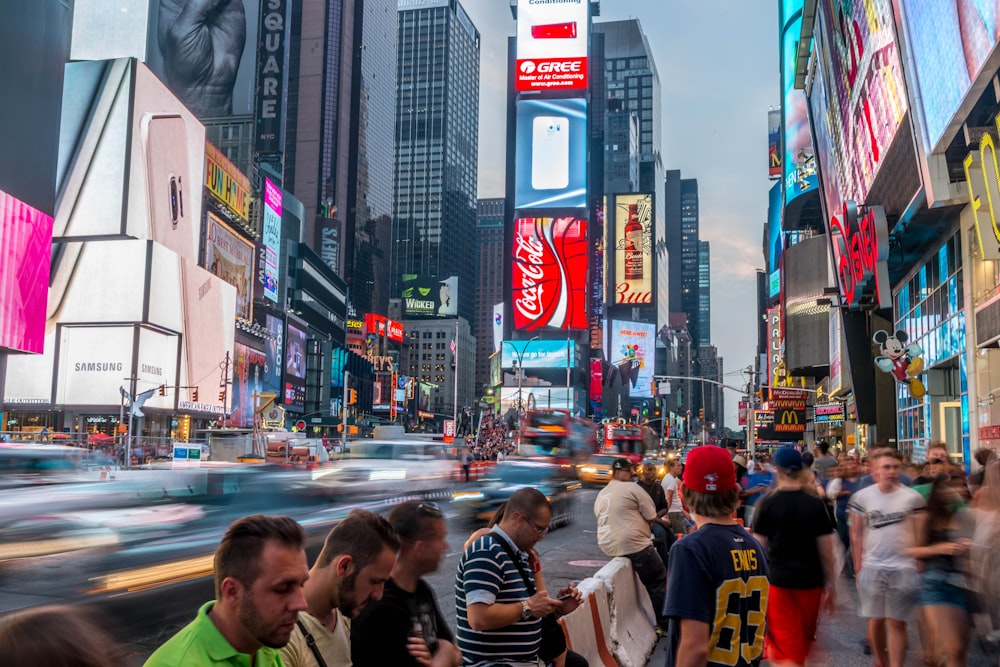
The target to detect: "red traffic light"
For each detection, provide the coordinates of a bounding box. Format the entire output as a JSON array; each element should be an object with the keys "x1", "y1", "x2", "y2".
[{"x1": 296, "y1": 420, "x2": 306, "y2": 431}]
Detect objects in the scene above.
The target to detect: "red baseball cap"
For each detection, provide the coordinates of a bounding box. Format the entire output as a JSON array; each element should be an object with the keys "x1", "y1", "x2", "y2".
[{"x1": 683, "y1": 445, "x2": 738, "y2": 494}]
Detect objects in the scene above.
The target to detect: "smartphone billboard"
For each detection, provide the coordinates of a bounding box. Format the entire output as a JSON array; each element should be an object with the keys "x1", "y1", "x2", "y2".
[
  {"x1": 516, "y1": 0, "x2": 588, "y2": 91},
  {"x1": 613, "y1": 194, "x2": 653, "y2": 305},
  {"x1": 284, "y1": 321, "x2": 307, "y2": 410},
  {"x1": 515, "y1": 98, "x2": 587, "y2": 210},
  {"x1": 0, "y1": 189, "x2": 53, "y2": 354},
  {"x1": 609, "y1": 320, "x2": 656, "y2": 399},
  {"x1": 511, "y1": 216, "x2": 588, "y2": 331}
]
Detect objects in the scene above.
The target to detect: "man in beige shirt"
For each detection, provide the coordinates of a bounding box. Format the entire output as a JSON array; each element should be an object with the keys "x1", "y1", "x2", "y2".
[
  {"x1": 281, "y1": 510, "x2": 400, "y2": 667},
  {"x1": 594, "y1": 458, "x2": 668, "y2": 633}
]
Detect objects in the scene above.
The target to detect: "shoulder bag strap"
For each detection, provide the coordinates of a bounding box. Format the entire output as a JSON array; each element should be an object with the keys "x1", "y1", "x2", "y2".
[
  {"x1": 295, "y1": 618, "x2": 329, "y2": 667},
  {"x1": 487, "y1": 533, "x2": 536, "y2": 595}
]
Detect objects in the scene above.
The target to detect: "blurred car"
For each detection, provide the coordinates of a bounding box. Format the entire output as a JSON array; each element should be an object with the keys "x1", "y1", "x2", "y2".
[
  {"x1": 451, "y1": 459, "x2": 580, "y2": 528},
  {"x1": 576, "y1": 454, "x2": 631, "y2": 486},
  {"x1": 637, "y1": 458, "x2": 667, "y2": 481},
  {"x1": 311, "y1": 439, "x2": 457, "y2": 498}
]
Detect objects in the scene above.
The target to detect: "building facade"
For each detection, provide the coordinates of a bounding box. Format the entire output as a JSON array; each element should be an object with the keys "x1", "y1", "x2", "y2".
[
  {"x1": 402, "y1": 317, "x2": 476, "y2": 419},
  {"x1": 475, "y1": 198, "x2": 504, "y2": 394}
]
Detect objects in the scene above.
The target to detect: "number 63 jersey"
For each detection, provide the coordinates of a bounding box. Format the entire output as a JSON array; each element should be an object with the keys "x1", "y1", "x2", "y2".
[{"x1": 662, "y1": 523, "x2": 769, "y2": 667}]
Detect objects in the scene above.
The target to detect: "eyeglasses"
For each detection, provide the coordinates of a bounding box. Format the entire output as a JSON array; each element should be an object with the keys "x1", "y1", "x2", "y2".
[
  {"x1": 522, "y1": 514, "x2": 550, "y2": 535},
  {"x1": 416, "y1": 501, "x2": 442, "y2": 518}
]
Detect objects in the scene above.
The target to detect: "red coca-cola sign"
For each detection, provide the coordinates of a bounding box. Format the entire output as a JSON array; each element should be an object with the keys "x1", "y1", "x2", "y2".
[{"x1": 512, "y1": 217, "x2": 588, "y2": 330}]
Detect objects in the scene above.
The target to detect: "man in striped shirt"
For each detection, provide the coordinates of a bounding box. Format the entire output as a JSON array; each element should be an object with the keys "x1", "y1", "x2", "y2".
[{"x1": 455, "y1": 488, "x2": 572, "y2": 666}]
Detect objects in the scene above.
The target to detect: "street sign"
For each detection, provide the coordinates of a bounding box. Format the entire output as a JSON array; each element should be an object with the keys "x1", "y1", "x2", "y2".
[
  {"x1": 443, "y1": 419, "x2": 456, "y2": 443},
  {"x1": 295, "y1": 420, "x2": 306, "y2": 431}
]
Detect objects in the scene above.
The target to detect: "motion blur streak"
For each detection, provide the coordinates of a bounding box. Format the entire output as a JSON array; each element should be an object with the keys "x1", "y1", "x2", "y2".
[
  {"x1": 87, "y1": 555, "x2": 215, "y2": 594},
  {"x1": 0, "y1": 533, "x2": 119, "y2": 561}
]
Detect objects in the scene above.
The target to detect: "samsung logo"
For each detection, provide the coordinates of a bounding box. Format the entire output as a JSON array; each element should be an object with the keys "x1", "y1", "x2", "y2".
[{"x1": 74, "y1": 362, "x2": 123, "y2": 372}]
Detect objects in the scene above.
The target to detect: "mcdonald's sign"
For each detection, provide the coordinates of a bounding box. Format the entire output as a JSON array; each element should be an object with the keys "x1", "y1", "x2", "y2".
[{"x1": 773, "y1": 409, "x2": 806, "y2": 433}]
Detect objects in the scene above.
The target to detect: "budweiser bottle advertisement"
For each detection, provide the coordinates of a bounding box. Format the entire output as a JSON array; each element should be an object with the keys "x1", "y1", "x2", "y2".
[{"x1": 624, "y1": 204, "x2": 644, "y2": 280}]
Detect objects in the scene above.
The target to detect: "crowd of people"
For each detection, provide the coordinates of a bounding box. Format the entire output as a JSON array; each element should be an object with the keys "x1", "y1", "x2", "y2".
[{"x1": 470, "y1": 414, "x2": 516, "y2": 462}]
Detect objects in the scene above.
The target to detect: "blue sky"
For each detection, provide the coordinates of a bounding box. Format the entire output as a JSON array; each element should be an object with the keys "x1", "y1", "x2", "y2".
[{"x1": 462, "y1": 1, "x2": 780, "y2": 427}]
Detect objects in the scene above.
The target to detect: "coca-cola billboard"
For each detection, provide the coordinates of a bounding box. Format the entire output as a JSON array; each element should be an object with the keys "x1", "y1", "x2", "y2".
[{"x1": 511, "y1": 217, "x2": 588, "y2": 330}]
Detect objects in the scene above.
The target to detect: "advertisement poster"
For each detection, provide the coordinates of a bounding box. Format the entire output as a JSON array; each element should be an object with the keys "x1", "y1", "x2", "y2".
[
  {"x1": 56, "y1": 326, "x2": 134, "y2": 406},
  {"x1": 781, "y1": 0, "x2": 817, "y2": 205},
  {"x1": 767, "y1": 182, "x2": 783, "y2": 299},
  {"x1": 492, "y1": 303, "x2": 504, "y2": 353},
  {"x1": 609, "y1": 320, "x2": 656, "y2": 399},
  {"x1": 511, "y1": 217, "x2": 588, "y2": 331},
  {"x1": 145, "y1": 0, "x2": 262, "y2": 119},
  {"x1": 204, "y1": 141, "x2": 250, "y2": 222},
  {"x1": 284, "y1": 322, "x2": 306, "y2": 410},
  {"x1": 262, "y1": 178, "x2": 282, "y2": 303},
  {"x1": 768, "y1": 108, "x2": 782, "y2": 179},
  {"x1": 590, "y1": 357, "x2": 603, "y2": 417},
  {"x1": 514, "y1": 98, "x2": 588, "y2": 209},
  {"x1": 264, "y1": 314, "x2": 284, "y2": 396},
  {"x1": 515, "y1": 0, "x2": 588, "y2": 91},
  {"x1": 501, "y1": 340, "x2": 575, "y2": 369},
  {"x1": 364, "y1": 313, "x2": 404, "y2": 343},
  {"x1": 0, "y1": 189, "x2": 53, "y2": 354},
  {"x1": 231, "y1": 342, "x2": 265, "y2": 428},
  {"x1": 401, "y1": 274, "x2": 459, "y2": 317},
  {"x1": 812, "y1": 0, "x2": 908, "y2": 206},
  {"x1": 900, "y1": 0, "x2": 1000, "y2": 152},
  {"x1": 613, "y1": 194, "x2": 653, "y2": 305},
  {"x1": 206, "y1": 213, "x2": 255, "y2": 321}
]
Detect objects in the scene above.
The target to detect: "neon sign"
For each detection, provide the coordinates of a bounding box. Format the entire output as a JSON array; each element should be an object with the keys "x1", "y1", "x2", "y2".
[
  {"x1": 962, "y1": 111, "x2": 1000, "y2": 260},
  {"x1": 829, "y1": 200, "x2": 889, "y2": 310}
]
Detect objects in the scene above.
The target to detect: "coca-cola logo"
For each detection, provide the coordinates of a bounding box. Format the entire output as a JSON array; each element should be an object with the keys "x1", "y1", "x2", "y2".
[
  {"x1": 830, "y1": 201, "x2": 888, "y2": 308},
  {"x1": 513, "y1": 232, "x2": 547, "y2": 322},
  {"x1": 511, "y1": 217, "x2": 588, "y2": 331}
]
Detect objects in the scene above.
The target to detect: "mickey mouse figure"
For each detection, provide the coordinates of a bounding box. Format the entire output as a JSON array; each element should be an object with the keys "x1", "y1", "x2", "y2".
[{"x1": 873, "y1": 329, "x2": 926, "y2": 398}]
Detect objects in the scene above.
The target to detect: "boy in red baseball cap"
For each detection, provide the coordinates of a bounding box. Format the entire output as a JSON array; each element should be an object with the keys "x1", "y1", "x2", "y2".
[{"x1": 661, "y1": 445, "x2": 769, "y2": 667}]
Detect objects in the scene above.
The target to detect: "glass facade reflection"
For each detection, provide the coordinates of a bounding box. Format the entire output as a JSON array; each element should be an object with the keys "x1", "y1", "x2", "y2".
[{"x1": 894, "y1": 232, "x2": 968, "y2": 462}]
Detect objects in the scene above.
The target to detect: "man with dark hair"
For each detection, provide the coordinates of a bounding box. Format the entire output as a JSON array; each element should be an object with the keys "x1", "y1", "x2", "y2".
[
  {"x1": 145, "y1": 515, "x2": 309, "y2": 666},
  {"x1": 456, "y1": 487, "x2": 580, "y2": 666},
  {"x1": 281, "y1": 509, "x2": 400, "y2": 667},
  {"x1": 662, "y1": 446, "x2": 769, "y2": 667},
  {"x1": 637, "y1": 460, "x2": 676, "y2": 567},
  {"x1": 595, "y1": 458, "x2": 669, "y2": 633},
  {"x1": 813, "y1": 440, "x2": 839, "y2": 481},
  {"x1": 351, "y1": 501, "x2": 460, "y2": 667}
]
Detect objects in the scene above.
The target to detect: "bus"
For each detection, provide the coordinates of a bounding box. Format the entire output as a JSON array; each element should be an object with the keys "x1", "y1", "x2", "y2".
[
  {"x1": 601, "y1": 421, "x2": 657, "y2": 463},
  {"x1": 520, "y1": 410, "x2": 598, "y2": 460}
]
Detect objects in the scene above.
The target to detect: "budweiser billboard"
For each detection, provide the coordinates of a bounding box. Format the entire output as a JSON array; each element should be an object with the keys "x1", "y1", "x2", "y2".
[
  {"x1": 511, "y1": 217, "x2": 588, "y2": 330},
  {"x1": 613, "y1": 193, "x2": 653, "y2": 304}
]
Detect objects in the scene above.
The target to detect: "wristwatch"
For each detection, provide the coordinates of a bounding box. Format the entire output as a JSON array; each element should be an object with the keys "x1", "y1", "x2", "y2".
[{"x1": 520, "y1": 600, "x2": 532, "y2": 621}]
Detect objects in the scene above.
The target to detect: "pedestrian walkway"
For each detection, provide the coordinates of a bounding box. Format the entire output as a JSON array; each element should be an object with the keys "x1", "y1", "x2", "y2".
[{"x1": 646, "y1": 573, "x2": 998, "y2": 666}]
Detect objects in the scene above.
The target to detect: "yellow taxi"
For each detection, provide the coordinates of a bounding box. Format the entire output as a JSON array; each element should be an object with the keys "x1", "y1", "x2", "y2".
[{"x1": 577, "y1": 454, "x2": 631, "y2": 486}]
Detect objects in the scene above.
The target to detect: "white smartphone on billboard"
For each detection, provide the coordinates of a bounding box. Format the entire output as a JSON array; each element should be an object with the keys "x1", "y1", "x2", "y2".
[
  {"x1": 142, "y1": 113, "x2": 196, "y2": 262},
  {"x1": 531, "y1": 116, "x2": 570, "y2": 190}
]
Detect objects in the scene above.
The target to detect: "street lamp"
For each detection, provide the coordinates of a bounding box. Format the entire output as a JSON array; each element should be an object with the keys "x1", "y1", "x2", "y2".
[{"x1": 503, "y1": 336, "x2": 539, "y2": 443}]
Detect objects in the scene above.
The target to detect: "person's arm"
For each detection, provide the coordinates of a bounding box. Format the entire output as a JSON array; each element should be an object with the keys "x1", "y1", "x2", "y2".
[
  {"x1": 351, "y1": 602, "x2": 417, "y2": 667},
  {"x1": 849, "y1": 510, "x2": 866, "y2": 575},
  {"x1": 675, "y1": 618, "x2": 710, "y2": 667},
  {"x1": 466, "y1": 590, "x2": 560, "y2": 631},
  {"x1": 429, "y1": 640, "x2": 461, "y2": 667},
  {"x1": 817, "y1": 532, "x2": 838, "y2": 613}
]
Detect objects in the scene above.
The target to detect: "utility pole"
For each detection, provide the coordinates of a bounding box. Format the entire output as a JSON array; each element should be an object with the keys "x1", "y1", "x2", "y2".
[
  {"x1": 126, "y1": 373, "x2": 137, "y2": 467},
  {"x1": 452, "y1": 319, "x2": 460, "y2": 431},
  {"x1": 566, "y1": 338, "x2": 572, "y2": 411},
  {"x1": 342, "y1": 369, "x2": 349, "y2": 454},
  {"x1": 220, "y1": 351, "x2": 231, "y2": 422}
]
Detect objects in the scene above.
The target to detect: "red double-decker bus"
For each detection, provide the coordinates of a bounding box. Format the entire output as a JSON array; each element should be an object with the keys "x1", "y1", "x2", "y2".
[
  {"x1": 602, "y1": 421, "x2": 655, "y2": 463},
  {"x1": 520, "y1": 410, "x2": 597, "y2": 460}
]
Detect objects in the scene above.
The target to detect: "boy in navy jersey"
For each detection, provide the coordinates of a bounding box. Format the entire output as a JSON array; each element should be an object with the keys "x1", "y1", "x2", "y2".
[{"x1": 662, "y1": 445, "x2": 769, "y2": 667}]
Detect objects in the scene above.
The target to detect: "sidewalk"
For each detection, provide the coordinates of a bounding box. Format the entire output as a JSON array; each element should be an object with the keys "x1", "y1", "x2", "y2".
[{"x1": 647, "y1": 573, "x2": 998, "y2": 666}]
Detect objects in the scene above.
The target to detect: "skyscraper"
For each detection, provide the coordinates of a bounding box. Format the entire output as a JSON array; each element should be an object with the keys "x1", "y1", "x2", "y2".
[
  {"x1": 665, "y1": 170, "x2": 702, "y2": 351},
  {"x1": 699, "y1": 240, "x2": 711, "y2": 347},
  {"x1": 475, "y1": 198, "x2": 504, "y2": 392},
  {"x1": 391, "y1": 0, "x2": 480, "y2": 325}
]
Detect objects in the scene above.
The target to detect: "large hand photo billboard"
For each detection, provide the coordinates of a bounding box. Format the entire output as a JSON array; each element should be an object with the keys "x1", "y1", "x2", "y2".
[
  {"x1": 511, "y1": 217, "x2": 588, "y2": 331},
  {"x1": 613, "y1": 194, "x2": 653, "y2": 305},
  {"x1": 515, "y1": 98, "x2": 588, "y2": 210},
  {"x1": 609, "y1": 321, "x2": 656, "y2": 398}
]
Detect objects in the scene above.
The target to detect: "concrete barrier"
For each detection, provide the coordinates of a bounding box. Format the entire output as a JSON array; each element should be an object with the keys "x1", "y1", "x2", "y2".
[
  {"x1": 593, "y1": 557, "x2": 658, "y2": 667},
  {"x1": 559, "y1": 578, "x2": 616, "y2": 667}
]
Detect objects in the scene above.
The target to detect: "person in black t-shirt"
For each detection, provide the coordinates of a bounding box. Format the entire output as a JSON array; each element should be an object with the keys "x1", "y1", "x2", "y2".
[
  {"x1": 351, "y1": 501, "x2": 460, "y2": 667},
  {"x1": 637, "y1": 460, "x2": 676, "y2": 568},
  {"x1": 750, "y1": 447, "x2": 837, "y2": 667}
]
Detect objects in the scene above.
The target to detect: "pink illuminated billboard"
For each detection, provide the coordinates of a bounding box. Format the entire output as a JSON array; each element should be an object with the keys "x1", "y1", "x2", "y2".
[{"x1": 0, "y1": 189, "x2": 53, "y2": 353}]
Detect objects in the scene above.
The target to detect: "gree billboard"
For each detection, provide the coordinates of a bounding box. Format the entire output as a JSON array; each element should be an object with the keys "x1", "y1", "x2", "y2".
[
  {"x1": 515, "y1": 0, "x2": 588, "y2": 92},
  {"x1": 613, "y1": 194, "x2": 653, "y2": 305}
]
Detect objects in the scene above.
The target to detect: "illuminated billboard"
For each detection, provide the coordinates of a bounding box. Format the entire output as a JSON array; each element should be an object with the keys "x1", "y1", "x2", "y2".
[
  {"x1": 284, "y1": 322, "x2": 307, "y2": 410},
  {"x1": 0, "y1": 189, "x2": 53, "y2": 353},
  {"x1": 812, "y1": 0, "x2": 908, "y2": 206},
  {"x1": 511, "y1": 217, "x2": 588, "y2": 331},
  {"x1": 264, "y1": 314, "x2": 284, "y2": 396},
  {"x1": 613, "y1": 194, "x2": 653, "y2": 305},
  {"x1": 401, "y1": 274, "x2": 459, "y2": 318},
  {"x1": 206, "y1": 213, "x2": 255, "y2": 321},
  {"x1": 261, "y1": 178, "x2": 282, "y2": 303},
  {"x1": 900, "y1": 0, "x2": 1000, "y2": 153},
  {"x1": 493, "y1": 303, "x2": 504, "y2": 353},
  {"x1": 232, "y1": 343, "x2": 266, "y2": 428},
  {"x1": 365, "y1": 313, "x2": 404, "y2": 343},
  {"x1": 768, "y1": 108, "x2": 781, "y2": 179},
  {"x1": 609, "y1": 320, "x2": 656, "y2": 399},
  {"x1": 514, "y1": 98, "x2": 587, "y2": 210},
  {"x1": 204, "y1": 141, "x2": 251, "y2": 222},
  {"x1": 780, "y1": 0, "x2": 817, "y2": 205},
  {"x1": 501, "y1": 340, "x2": 575, "y2": 369},
  {"x1": 767, "y1": 182, "x2": 783, "y2": 299},
  {"x1": 515, "y1": 0, "x2": 588, "y2": 91}
]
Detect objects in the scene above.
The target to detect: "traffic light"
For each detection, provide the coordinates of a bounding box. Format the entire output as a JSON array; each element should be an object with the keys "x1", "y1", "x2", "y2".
[
  {"x1": 699, "y1": 408, "x2": 705, "y2": 420},
  {"x1": 158, "y1": 384, "x2": 166, "y2": 396},
  {"x1": 641, "y1": 401, "x2": 649, "y2": 417},
  {"x1": 218, "y1": 390, "x2": 226, "y2": 403},
  {"x1": 192, "y1": 388, "x2": 199, "y2": 402},
  {"x1": 347, "y1": 388, "x2": 357, "y2": 405}
]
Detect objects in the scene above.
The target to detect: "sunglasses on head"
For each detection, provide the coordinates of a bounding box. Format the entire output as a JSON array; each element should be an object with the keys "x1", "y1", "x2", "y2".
[{"x1": 416, "y1": 501, "x2": 442, "y2": 518}]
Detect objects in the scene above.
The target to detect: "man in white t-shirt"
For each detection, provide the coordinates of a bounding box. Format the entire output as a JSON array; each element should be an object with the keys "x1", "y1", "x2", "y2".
[
  {"x1": 660, "y1": 458, "x2": 688, "y2": 535},
  {"x1": 595, "y1": 457, "x2": 668, "y2": 632},
  {"x1": 848, "y1": 448, "x2": 925, "y2": 667}
]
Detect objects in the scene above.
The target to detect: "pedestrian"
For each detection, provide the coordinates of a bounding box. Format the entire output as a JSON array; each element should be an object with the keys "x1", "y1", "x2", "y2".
[
  {"x1": 144, "y1": 515, "x2": 310, "y2": 666},
  {"x1": 751, "y1": 446, "x2": 837, "y2": 667},
  {"x1": 456, "y1": 487, "x2": 582, "y2": 666},
  {"x1": 662, "y1": 445, "x2": 769, "y2": 667},
  {"x1": 910, "y1": 474, "x2": 975, "y2": 667},
  {"x1": 661, "y1": 458, "x2": 689, "y2": 536},
  {"x1": 813, "y1": 440, "x2": 839, "y2": 481},
  {"x1": 971, "y1": 460, "x2": 1000, "y2": 642},
  {"x1": 351, "y1": 501, "x2": 460, "y2": 667},
  {"x1": 595, "y1": 458, "x2": 669, "y2": 634},
  {"x1": 637, "y1": 459, "x2": 676, "y2": 568},
  {"x1": 0, "y1": 605, "x2": 126, "y2": 666},
  {"x1": 739, "y1": 455, "x2": 773, "y2": 528},
  {"x1": 848, "y1": 448, "x2": 926, "y2": 667},
  {"x1": 969, "y1": 447, "x2": 996, "y2": 494},
  {"x1": 825, "y1": 459, "x2": 862, "y2": 577},
  {"x1": 462, "y1": 448, "x2": 474, "y2": 482},
  {"x1": 281, "y1": 509, "x2": 400, "y2": 667}
]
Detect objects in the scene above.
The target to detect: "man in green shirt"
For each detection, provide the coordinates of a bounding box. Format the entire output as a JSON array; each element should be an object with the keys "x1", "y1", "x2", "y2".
[{"x1": 145, "y1": 515, "x2": 310, "y2": 666}]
